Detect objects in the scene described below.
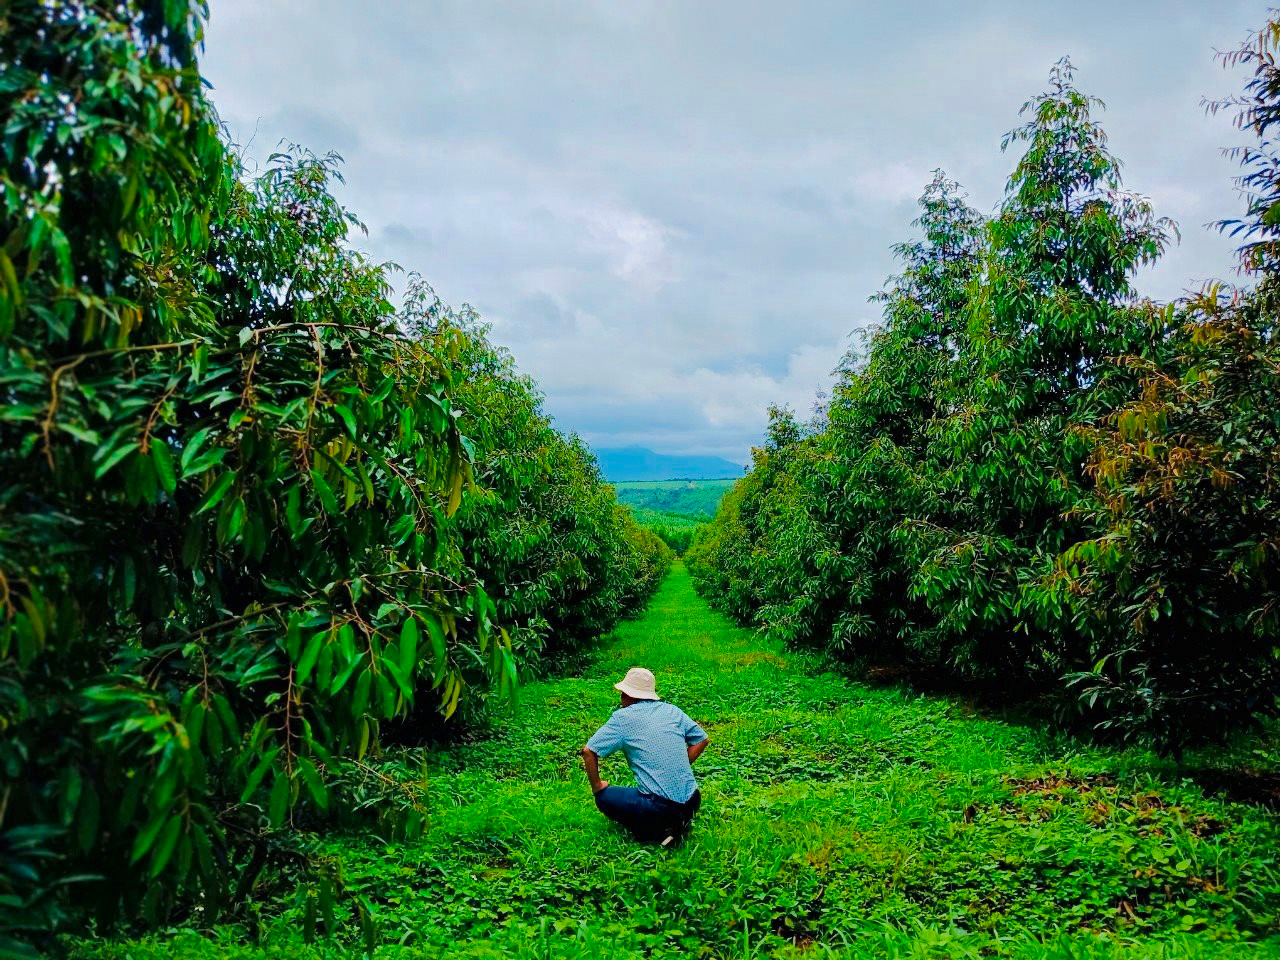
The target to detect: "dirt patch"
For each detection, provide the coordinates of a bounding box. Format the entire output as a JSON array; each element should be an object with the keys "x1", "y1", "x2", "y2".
[
  {"x1": 993, "y1": 773, "x2": 1225, "y2": 838},
  {"x1": 1007, "y1": 773, "x2": 1116, "y2": 795},
  {"x1": 769, "y1": 887, "x2": 826, "y2": 949},
  {"x1": 736, "y1": 650, "x2": 790, "y2": 670}
]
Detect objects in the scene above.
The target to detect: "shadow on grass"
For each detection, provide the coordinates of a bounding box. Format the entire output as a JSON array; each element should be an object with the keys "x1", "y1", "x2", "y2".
[{"x1": 1181, "y1": 768, "x2": 1280, "y2": 810}]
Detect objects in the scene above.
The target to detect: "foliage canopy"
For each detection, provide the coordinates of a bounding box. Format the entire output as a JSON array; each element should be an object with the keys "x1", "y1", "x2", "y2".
[{"x1": 689, "y1": 39, "x2": 1280, "y2": 756}]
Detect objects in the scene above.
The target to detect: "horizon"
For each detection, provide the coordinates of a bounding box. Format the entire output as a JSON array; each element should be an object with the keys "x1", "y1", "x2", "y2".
[{"x1": 591, "y1": 444, "x2": 747, "y2": 481}]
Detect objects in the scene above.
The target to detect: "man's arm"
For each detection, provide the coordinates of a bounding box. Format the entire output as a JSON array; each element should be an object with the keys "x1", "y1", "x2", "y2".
[
  {"x1": 681, "y1": 710, "x2": 710, "y2": 765},
  {"x1": 687, "y1": 737, "x2": 709, "y2": 765},
  {"x1": 581, "y1": 746, "x2": 609, "y2": 794}
]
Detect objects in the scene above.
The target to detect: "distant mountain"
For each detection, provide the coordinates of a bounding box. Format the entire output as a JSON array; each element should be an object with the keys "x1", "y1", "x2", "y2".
[{"x1": 593, "y1": 446, "x2": 745, "y2": 482}]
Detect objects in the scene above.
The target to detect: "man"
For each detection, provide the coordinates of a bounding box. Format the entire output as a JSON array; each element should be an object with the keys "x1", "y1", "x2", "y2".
[{"x1": 581, "y1": 666, "x2": 710, "y2": 845}]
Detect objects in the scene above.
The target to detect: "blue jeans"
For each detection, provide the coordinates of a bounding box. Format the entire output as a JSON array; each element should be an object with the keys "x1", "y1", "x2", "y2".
[{"x1": 594, "y1": 786, "x2": 701, "y2": 842}]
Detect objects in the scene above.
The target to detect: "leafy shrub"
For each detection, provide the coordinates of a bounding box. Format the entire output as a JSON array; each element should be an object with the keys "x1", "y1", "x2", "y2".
[
  {"x1": 691, "y1": 39, "x2": 1279, "y2": 754},
  {"x1": 0, "y1": 0, "x2": 495, "y2": 936},
  {"x1": 1057, "y1": 22, "x2": 1280, "y2": 749},
  {"x1": 902, "y1": 58, "x2": 1174, "y2": 683}
]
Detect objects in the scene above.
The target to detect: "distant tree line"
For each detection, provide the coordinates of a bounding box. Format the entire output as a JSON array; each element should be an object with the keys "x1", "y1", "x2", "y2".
[
  {"x1": 639, "y1": 513, "x2": 705, "y2": 556},
  {"x1": 689, "y1": 25, "x2": 1280, "y2": 756},
  {"x1": 612, "y1": 481, "x2": 732, "y2": 518}
]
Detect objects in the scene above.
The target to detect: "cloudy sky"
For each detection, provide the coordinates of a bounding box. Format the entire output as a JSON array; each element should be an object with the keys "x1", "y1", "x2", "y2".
[{"x1": 202, "y1": 1, "x2": 1261, "y2": 464}]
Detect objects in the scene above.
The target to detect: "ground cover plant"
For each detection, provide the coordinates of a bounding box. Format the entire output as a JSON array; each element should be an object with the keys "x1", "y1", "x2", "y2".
[{"x1": 71, "y1": 564, "x2": 1280, "y2": 959}]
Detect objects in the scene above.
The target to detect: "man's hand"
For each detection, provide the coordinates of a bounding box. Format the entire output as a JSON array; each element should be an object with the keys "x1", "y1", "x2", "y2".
[{"x1": 593, "y1": 780, "x2": 610, "y2": 794}]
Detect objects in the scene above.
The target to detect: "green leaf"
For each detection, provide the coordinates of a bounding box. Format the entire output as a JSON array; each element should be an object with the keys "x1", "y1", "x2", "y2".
[
  {"x1": 212, "y1": 694, "x2": 239, "y2": 745},
  {"x1": 150, "y1": 440, "x2": 177, "y2": 494},
  {"x1": 384, "y1": 657, "x2": 413, "y2": 703},
  {"x1": 297, "y1": 631, "x2": 326, "y2": 684},
  {"x1": 329, "y1": 656, "x2": 360, "y2": 696},
  {"x1": 204, "y1": 703, "x2": 225, "y2": 755},
  {"x1": 424, "y1": 615, "x2": 446, "y2": 670},
  {"x1": 303, "y1": 891, "x2": 317, "y2": 944},
  {"x1": 184, "y1": 701, "x2": 206, "y2": 751},
  {"x1": 50, "y1": 227, "x2": 72, "y2": 285},
  {"x1": 0, "y1": 248, "x2": 21, "y2": 307},
  {"x1": 500, "y1": 647, "x2": 518, "y2": 697},
  {"x1": 333, "y1": 403, "x2": 358, "y2": 438},
  {"x1": 240, "y1": 750, "x2": 278, "y2": 803},
  {"x1": 359, "y1": 895, "x2": 378, "y2": 956},
  {"x1": 351, "y1": 668, "x2": 372, "y2": 719},
  {"x1": 285, "y1": 615, "x2": 303, "y2": 659},
  {"x1": 311, "y1": 469, "x2": 340, "y2": 514},
  {"x1": 130, "y1": 811, "x2": 167, "y2": 864},
  {"x1": 389, "y1": 513, "x2": 414, "y2": 545},
  {"x1": 337, "y1": 623, "x2": 357, "y2": 661},
  {"x1": 148, "y1": 816, "x2": 183, "y2": 878},
  {"x1": 180, "y1": 426, "x2": 215, "y2": 474},
  {"x1": 358, "y1": 462, "x2": 375, "y2": 503},
  {"x1": 375, "y1": 667, "x2": 397, "y2": 715},
  {"x1": 399, "y1": 617, "x2": 419, "y2": 675},
  {"x1": 286, "y1": 484, "x2": 304, "y2": 535},
  {"x1": 267, "y1": 772, "x2": 290, "y2": 828},
  {"x1": 298, "y1": 757, "x2": 328, "y2": 812},
  {"x1": 76, "y1": 783, "x2": 101, "y2": 853},
  {"x1": 195, "y1": 472, "x2": 235, "y2": 515},
  {"x1": 94, "y1": 441, "x2": 138, "y2": 479}
]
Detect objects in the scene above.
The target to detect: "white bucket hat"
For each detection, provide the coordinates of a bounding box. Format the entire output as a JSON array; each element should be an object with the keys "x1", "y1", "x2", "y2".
[{"x1": 614, "y1": 666, "x2": 661, "y2": 700}]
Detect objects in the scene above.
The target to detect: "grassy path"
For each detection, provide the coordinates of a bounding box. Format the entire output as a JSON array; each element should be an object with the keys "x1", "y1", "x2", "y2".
[{"x1": 87, "y1": 564, "x2": 1279, "y2": 959}]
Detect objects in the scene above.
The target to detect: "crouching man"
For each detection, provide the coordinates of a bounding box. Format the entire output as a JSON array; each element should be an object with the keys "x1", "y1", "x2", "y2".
[{"x1": 581, "y1": 667, "x2": 709, "y2": 845}]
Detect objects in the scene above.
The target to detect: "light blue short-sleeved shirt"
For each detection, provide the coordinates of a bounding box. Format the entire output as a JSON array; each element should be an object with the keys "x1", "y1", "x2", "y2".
[{"x1": 586, "y1": 699, "x2": 708, "y2": 803}]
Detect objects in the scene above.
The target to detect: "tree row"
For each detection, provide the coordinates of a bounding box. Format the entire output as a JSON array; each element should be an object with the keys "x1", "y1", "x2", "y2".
[
  {"x1": 689, "y1": 29, "x2": 1280, "y2": 758},
  {"x1": 0, "y1": 2, "x2": 668, "y2": 949}
]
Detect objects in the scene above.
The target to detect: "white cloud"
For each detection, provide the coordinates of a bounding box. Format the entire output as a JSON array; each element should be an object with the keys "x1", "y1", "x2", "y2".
[
  {"x1": 850, "y1": 162, "x2": 934, "y2": 208},
  {"x1": 201, "y1": 0, "x2": 1258, "y2": 462},
  {"x1": 579, "y1": 205, "x2": 678, "y2": 292}
]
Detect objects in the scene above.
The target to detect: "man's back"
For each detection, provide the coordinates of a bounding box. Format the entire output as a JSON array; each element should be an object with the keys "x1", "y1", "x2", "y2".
[{"x1": 586, "y1": 699, "x2": 705, "y2": 803}]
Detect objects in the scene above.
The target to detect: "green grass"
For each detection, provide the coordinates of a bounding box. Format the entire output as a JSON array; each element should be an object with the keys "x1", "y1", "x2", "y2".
[{"x1": 75, "y1": 564, "x2": 1280, "y2": 959}]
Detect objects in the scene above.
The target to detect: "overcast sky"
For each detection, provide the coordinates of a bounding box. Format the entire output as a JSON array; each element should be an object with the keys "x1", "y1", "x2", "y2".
[{"x1": 202, "y1": 1, "x2": 1261, "y2": 463}]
